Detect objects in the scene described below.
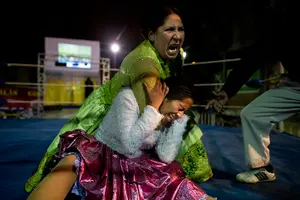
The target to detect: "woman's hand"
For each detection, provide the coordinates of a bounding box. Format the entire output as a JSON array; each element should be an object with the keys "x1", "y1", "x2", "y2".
[
  {"x1": 205, "y1": 90, "x2": 228, "y2": 113},
  {"x1": 144, "y1": 79, "x2": 168, "y2": 110}
]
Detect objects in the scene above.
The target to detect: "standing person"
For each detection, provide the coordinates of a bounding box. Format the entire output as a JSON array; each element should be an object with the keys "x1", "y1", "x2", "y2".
[
  {"x1": 205, "y1": 2, "x2": 299, "y2": 183},
  {"x1": 84, "y1": 77, "x2": 94, "y2": 99}
]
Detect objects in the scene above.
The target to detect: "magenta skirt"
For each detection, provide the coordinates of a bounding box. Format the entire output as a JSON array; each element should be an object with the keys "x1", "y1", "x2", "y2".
[{"x1": 56, "y1": 129, "x2": 207, "y2": 200}]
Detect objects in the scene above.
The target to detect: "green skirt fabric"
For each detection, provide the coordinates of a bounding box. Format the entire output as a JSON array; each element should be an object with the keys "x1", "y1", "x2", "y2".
[{"x1": 177, "y1": 110, "x2": 213, "y2": 182}]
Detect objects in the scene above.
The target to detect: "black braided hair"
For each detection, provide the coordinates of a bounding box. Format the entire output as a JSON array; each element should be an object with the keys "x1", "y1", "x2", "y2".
[
  {"x1": 163, "y1": 76, "x2": 193, "y2": 101},
  {"x1": 168, "y1": 52, "x2": 184, "y2": 78}
]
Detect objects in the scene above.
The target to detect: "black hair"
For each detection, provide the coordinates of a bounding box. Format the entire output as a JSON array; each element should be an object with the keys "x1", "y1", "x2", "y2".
[
  {"x1": 140, "y1": 6, "x2": 182, "y2": 39},
  {"x1": 163, "y1": 77, "x2": 193, "y2": 101},
  {"x1": 168, "y1": 52, "x2": 184, "y2": 78}
]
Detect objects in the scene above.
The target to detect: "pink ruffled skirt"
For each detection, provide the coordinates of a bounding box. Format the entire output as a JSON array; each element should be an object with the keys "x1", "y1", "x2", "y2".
[{"x1": 56, "y1": 129, "x2": 208, "y2": 200}]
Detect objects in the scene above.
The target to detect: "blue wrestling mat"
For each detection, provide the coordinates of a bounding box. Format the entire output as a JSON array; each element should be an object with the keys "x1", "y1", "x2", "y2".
[{"x1": 1, "y1": 119, "x2": 300, "y2": 200}]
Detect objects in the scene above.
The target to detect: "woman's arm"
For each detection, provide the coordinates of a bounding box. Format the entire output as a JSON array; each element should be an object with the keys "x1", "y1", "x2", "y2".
[
  {"x1": 27, "y1": 155, "x2": 77, "y2": 200},
  {"x1": 112, "y1": 88, "x2": 163, "y2": 157},
  {"x1": 130, "y1": 58, "x2": 161, "y2": 113},
  {"x1": 156, "y1": 115, "x2": 190, "y2": 163}
]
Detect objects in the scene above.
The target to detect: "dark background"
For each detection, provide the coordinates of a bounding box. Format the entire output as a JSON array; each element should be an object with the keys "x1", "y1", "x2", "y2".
[{"x1": 0, "y1": 0, "x2": 292, "y2": 103}]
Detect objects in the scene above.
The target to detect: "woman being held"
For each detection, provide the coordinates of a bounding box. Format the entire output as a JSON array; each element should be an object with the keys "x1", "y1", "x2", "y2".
[
  {"x1": 25, "y1": 6, "x2": 212, "y2": 193},
  {"x1": 28, "y1": 78, "x2": 216, "y2": 200}
]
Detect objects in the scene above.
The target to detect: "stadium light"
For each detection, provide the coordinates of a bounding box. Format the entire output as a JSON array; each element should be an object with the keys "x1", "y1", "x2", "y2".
[{"x1": 110, "y1": 43, "x2": 120, "y2": 53}]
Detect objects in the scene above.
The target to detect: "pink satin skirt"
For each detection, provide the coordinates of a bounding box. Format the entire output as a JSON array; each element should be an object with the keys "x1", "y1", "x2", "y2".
[{"x1": 57, "y1": 129, "x2": 207, "y2": 200}]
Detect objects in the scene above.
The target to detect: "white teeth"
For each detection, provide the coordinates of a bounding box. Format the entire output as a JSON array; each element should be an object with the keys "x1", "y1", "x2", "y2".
[
  {"x1": 168, "y1": 113, "x2": 176, "y2": 120},
  {"x1": 168, "y1": 49, "x2": 178, "y2": 54}
]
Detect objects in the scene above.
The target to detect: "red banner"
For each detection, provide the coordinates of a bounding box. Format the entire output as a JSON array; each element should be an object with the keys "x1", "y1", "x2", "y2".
[{"x1": 0, "y1": 87, "x2": 38, "y2": 109}]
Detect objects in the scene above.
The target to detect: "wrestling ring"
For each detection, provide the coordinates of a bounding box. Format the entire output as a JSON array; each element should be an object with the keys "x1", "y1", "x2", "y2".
[{"x1": 1, "y1": 58, "x2": 300, "y2": 200}]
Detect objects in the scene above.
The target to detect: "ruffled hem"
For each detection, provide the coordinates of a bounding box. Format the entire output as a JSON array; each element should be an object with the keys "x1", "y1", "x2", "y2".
[{"x1": 57, "y1": 130, "x2": 208, "y2": 200}]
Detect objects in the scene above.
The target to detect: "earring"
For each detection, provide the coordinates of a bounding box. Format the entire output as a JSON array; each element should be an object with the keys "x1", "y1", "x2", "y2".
[{"x1": 150, "y1": 35, "x2": 156, "y2": 42}]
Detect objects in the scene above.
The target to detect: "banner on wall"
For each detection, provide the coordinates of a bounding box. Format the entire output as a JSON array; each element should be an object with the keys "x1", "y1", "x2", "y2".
[
  {"x1": 0, "y1": 87, "x2": 38, "y2": 109},
  {"x1": 43, "y1": 76, "x2": 98, "y2": 107}
]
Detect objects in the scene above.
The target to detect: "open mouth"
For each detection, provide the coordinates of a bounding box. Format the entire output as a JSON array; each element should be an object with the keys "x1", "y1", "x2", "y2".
[
  {"x1": 167, "y1": 44, "x2": 179, "y2": 55},
  {"x1": 167, "y1": 113, "x2": 176, "y2": 120}
]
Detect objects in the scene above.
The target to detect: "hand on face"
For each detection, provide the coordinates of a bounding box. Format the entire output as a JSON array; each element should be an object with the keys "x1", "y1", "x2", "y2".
[
  {"x1": 144, "y1": 79, "x2": 169, "y2": 110},
  {"x1": 205, "y1": 90, "x2": 228, "y2": 113}
]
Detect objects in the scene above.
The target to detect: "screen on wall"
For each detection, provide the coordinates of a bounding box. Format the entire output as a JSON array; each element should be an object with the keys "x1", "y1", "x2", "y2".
[{"x1": 57, "y1": 43, "x2": 92, "y2": 69}]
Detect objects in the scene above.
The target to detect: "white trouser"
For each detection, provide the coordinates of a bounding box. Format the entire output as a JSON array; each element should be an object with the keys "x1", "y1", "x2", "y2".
[{"x1": 240, "y1": 84, "x2": 300, "y2": 168}]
